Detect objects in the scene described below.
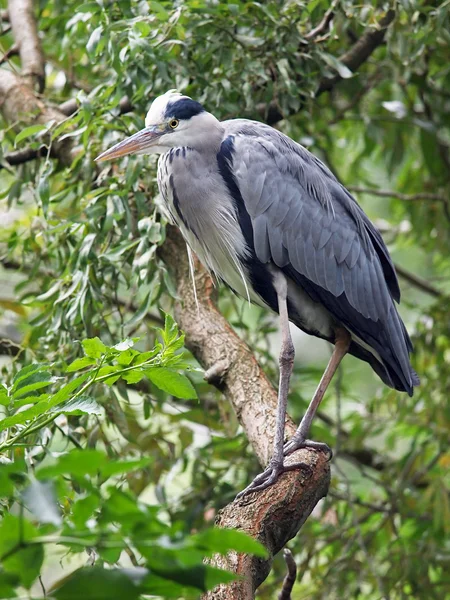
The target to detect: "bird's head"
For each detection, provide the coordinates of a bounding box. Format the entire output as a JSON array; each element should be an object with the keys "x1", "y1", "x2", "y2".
[{"x1": 95, "y1": 90, "x2": 222, "y2": 162}]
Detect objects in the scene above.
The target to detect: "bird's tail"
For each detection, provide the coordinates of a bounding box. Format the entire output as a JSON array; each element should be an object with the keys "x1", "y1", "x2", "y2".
[{"x1": 349, "y1": 307, "x2": 419, "y2": 396}]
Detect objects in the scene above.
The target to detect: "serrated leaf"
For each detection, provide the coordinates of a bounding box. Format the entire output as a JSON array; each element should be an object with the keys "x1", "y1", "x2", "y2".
[
  {"x1": 12, "y1": 372, "x2": 54, "y2": 400},
  {"x1": 12, "y1": 364, "x2": 50, "y2": 387},
  {"x1": 145, "y1": 368, "x2": 197, "y2": 399},
  {"x1": 82, "y1": 337, "x2": 108, "y2": 358},
  {"x1": 22, "y1": 479, "x2": 62, "y2": 526},
  {"x1": 50, "y1": 396, "x2": 102, "y2": 416},
  {"x1": 47, "y1": 373, "x2": 90, "y2": 410}
]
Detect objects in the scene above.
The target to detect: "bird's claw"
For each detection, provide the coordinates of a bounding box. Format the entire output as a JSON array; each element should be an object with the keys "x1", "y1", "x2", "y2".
[
  {"x1": 283, "y1": 437, "x2": 332, "y2": 460},
  {"x1": 235, "y1": 459, "x2": 311, "y2": 499}
]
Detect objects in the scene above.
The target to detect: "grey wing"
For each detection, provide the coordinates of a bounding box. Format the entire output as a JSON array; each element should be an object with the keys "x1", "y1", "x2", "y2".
[{"x1": 224, "y1": 125, "x2": 416, "y2": 394}]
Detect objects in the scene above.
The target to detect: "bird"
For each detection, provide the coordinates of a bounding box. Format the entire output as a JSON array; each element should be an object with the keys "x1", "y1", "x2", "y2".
[{"x1": 96, "y1": 90, "x2": 419, "y2": 495}]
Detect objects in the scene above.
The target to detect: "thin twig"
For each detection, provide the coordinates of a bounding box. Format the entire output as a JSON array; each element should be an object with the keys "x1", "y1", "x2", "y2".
[
  {"x1": 394, "y1": 264, "x2": 442, "y2": 298},
  {"x1": 0, "y1": 42, "x2": 18, "y2": 65},
  {"x1": 304, "y1": 0, "x2": 337, "y2": 41},
  {"x1": 347, "y1": 186, "x2": 447, "y2": 203}
]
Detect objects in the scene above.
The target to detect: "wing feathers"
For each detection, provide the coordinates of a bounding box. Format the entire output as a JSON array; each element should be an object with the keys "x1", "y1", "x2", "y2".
[{"x1": 219, "y1": 126, "x2": 416, "y2": 394}]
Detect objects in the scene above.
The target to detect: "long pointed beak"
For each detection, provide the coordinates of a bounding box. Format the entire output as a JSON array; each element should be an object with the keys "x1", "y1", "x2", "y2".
[{"x1": 95, "y1": 126, "x2": 163, "y2": 162}]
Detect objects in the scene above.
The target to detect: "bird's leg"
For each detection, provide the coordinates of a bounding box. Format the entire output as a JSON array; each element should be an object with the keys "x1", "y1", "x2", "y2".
[
  {"x1": 237, "y1": 275, "x2": 308, "y2": 498},
  {"x1": 283, "y1": 327, "x2": 351, "y2": 457}
]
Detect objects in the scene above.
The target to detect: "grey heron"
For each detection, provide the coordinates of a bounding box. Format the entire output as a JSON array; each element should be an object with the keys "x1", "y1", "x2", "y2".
[{"x1": 96, "y1": 90, "x2": 419, "y2": 495}]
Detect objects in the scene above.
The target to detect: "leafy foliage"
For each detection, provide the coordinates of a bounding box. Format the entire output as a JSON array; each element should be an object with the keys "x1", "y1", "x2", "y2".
[{"x1": 1, "y1": 0, "x2": 449, "y2": 599}]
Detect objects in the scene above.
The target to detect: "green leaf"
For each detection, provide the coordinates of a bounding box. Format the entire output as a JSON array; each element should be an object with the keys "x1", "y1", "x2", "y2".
[
  {"x1": 14, "y1": 124, "x2": 48, "y2": 146},
  {"x1": 47, "y1": 373, "x2": 90, "y2": 410},
  {"x1": 52, "y1": 567, "x2": 141, "y2": 600},
  {"x1": 37, "y1": 450, "x2": 150, "y2": 480},
  {"x1": 12, "y1": 363, "x2": 50, "y2": 388},
  {"x1": 22, "y1": 479, "x2": 62, "y2": 526},
  {"x1": 0, "y1": 514, "x2": 44, "y2": 589},
  {"x1": 192, "y1": 528, "x2": 267, "y2": 558},
  {"x1": 0, "y1": 570, "x2": 19, "y2": 598},
  {"x1": 12, "y1": 371, "x2": 54, "y2": 400},
  {"x1": 145, "y1": 367, "x2": 197, "y2": 399},
  {"x1": 0, "y1": 384, "x2": 9, "y2": 406},
  {"x1": 82, "y1": 337, "x2": 108, "y2": 358},
  {"x1": 66, "y1": 356, "x2": 96, "y2": 373},
  {"x1": 37, "y1": 449, "x2": 107, "y2": 479},
  {"x1": 322, "y1": 53, "x2": 353, "y2": 79},
  {"x1": 50, "y1": 396, "x2": 102, "y2": 416}
]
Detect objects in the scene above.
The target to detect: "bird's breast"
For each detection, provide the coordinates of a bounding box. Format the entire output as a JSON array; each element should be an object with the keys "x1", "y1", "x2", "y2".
[{"x1": 157, "y1": 149, "x2": 260, "y2": 303}]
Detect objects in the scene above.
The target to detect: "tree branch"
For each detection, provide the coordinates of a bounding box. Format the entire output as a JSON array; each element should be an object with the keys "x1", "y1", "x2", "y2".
[
  {"x1": 265, "y1": 9, "x2": 396, "y2": 125},
  {"x1": 394, "y1": 264, "x2": 442, "y2": 299},
  {"x1": 159, "y1": 226, "x2": 330, "y2": 598},
  {"x1": 347, "y1": 185, "x2": 447, "y2": 203},
  {"x1": 304, "y1": 0, "x2": 337, "y2": 42},
  {"x1": 317, "y1": 9, "x2": 395, "y2": 95},
  {"x1": 0, "y1": 70, "x2": 75, "y2": 165},
  {"x1": 7, "y1": 0, "x2": 45, "y2": 92}
]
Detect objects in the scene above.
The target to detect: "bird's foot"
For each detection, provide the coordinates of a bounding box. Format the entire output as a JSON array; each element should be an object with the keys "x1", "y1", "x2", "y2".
[
  {"x1": 235, "y1": 457, "x2": 311, "y2": 499},
  {"x1": 283, "y1": 435, "x2": 332, "y2": 460}
]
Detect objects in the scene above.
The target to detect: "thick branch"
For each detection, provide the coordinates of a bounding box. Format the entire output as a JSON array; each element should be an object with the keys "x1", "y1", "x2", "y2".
[
  {"x1": 159, "y1": 226, "x2": 330, "y2": 598},
  {"x1": 8, "y1": 0, "x2": 45, "y2": 92},
  {"x1": 266, "y1": 9, "x2": 395, "y2": 125},
  {"x1": 0, "y1": 70, "x2": 74, "y2": 165},
  {"x1": 317, "y1": 9, "x2": 395, "y2": 95}
]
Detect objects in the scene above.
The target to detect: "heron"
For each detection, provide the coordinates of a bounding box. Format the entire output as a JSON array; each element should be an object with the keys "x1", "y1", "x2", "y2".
[{"x1": 96, "y1": 90, "x2": 419, "y2": 495}]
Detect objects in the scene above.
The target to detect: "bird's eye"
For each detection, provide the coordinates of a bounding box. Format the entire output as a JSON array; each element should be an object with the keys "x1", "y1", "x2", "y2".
[{"x1": 169, "y1": 119, "x2": 179, "y2": 129}]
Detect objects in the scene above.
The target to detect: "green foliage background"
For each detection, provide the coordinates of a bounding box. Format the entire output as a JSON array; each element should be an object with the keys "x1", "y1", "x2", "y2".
[{"x1": 0, "y1": 1, "x2": 449, "y2": 598}]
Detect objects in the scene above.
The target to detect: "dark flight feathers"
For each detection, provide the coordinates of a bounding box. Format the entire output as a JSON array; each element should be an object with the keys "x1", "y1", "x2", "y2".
[{"x1": 218, "y1": 122, "x2": 418, "y2": 395}]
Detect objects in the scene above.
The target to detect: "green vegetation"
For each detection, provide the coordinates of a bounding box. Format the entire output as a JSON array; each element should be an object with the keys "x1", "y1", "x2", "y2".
[{"x1": 0, "y1": 1, "x2": 449, "y2": 598}]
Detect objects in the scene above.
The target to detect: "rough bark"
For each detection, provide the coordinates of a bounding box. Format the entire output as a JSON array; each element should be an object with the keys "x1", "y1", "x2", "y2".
[
  {"x1": 159, "y1": 226, "x2": 330, "y2": 597},
  {"x1": 0, "y1": 70, "x2": 74, "y2": 165},
  {"x1": 8, "y1": 0, "x2": 45, "y2": 92}
]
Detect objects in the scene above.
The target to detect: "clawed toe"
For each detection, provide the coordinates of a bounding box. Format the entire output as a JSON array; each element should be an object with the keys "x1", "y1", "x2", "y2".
[
  {"x1": 236, "y1": 459, "x2": 310, "y2": 499},
  {"x1": 283, "y1": 437, "x2": 332, "y2": 459}
]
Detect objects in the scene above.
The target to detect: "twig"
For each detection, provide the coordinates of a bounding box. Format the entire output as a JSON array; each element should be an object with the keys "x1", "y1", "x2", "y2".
[
  {"x1": 265, "y1": 9, "x2": 396, "y2": 125},
  {"x1": 394, "y1": 264, "x2": 442, "y2": 299},
  {"x1": 8, "y1": 0, "x2": 45, "y2": 92},
  {"x1": 317, "y1": 9, "x2": 396, "y2": 95},
  {"x1": 278, "y1": 549, "x2": 297, "y2": 600},
  {"x1": 304, "y1": 0, "x2": 337, "y2": 41},
  {"x1": 0, "y1": 42, "x2": 18, "y2": 65},
  {"x1": 347, "y1": 186, "x2": 447, "y2": 203}
]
